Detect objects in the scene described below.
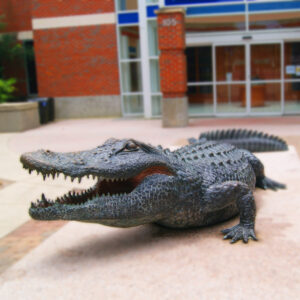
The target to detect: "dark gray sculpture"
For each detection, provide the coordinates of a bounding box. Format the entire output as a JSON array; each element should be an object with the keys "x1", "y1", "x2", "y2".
[
  {"x1": 20, "y1": 129, "x2": 286, "y2": 244},
  {"x1": 189, "y1": 129, "x2": 288, "y2": 152}
]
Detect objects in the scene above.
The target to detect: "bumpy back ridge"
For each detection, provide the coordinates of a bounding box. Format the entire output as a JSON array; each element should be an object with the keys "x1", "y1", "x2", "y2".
[{"x1": 198, "y1": 129, "x2": 288, "y2": 152}]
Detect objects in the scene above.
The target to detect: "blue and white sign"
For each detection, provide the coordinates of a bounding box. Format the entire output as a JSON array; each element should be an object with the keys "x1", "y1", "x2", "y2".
[{"x1": 165, "y1": 0, "x2": 244, "y2": 5}]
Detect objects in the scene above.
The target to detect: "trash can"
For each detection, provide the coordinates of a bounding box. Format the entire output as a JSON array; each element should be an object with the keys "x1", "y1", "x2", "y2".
[{"x1": 27, "y1": 97, "x2": 55, "y2": 124}]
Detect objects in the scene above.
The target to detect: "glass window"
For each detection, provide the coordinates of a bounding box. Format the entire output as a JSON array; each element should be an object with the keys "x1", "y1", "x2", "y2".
[
  {"x1": 216, "y1": 84, "x2": 246, "y2": 114},
  {"x1": 216, "y1": 45, "x2": 245, "y2": 82},
  {"x1": 148, "y1": 21, "x2": 159, "y2": 57},
  {"x1": 123, "y1": 95, "x2": 144, "y2": 114},
  {"x1": 24, "y1": 41, "x2": 38, "y2": 95},
  {"x1": 121, "y1": 62, "x2": 142, "y2": 93},
  {"x1": 251, "y1": 44, "x2": 281, "y2": 80},
  {"x1": 284, "y1": 41, "x2": 300, "y2": 113},
  {"x1": 150, "y1": 59, "x2": 160, "y2": 93},
  {"x1": 119, "y1": 26, "x2": 140, "y2": 59},
  {"x1": 152, "y1": 95, "x2": 161, "y2": 116},
  {"x1": 188, "y1": 85, "x2": 213, "y2": 115},
  {"x1": 117, "y1": 0, "x2": 138, "y2": 11},
  {"x1": 284, "y1": 42, "x2": 300, "y2": 80},
  {"x1": 186, "y1": 46, "x2": 212, "y2": 83},
  {"x1": 146, "y1": 0, "x2": 158, "y2": 3},
  {"x1": 249, "y1": 11, "x2": 300, "y2": 31},
  {"x1": 185, "y1": 15, "x2": 246, "y2": 33},
  {"x1": 250, "y1": 83, "x2": 281, "y2": 113},
  {"x1": 285, "y1": 82, "x2": 300, "y2": 113}
]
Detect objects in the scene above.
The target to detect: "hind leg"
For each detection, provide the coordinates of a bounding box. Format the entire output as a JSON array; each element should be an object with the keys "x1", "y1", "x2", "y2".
[
  {"x1": 240, "y1": 150, "x2": 286, "y2": 191},
  {"x1": 204, "y1": 181, "x2": 257, "y2": 243}
]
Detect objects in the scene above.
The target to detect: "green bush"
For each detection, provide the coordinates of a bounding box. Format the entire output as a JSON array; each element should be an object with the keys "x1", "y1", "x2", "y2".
[
  {"x1": 0, "y1": 78, "x2": 17, "y2": 103},
  {"x1": 0, "y1": 16, "x2": 20, "y2": 102}
]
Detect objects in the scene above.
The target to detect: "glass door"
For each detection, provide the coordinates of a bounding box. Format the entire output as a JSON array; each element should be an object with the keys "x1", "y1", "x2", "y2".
[
  {"x1": 214, "y1": 44, "x2": 247, "y2": 115},
  {"x1": 249, "y1": 42, "x2": 283, "y2": 114},
  {"x1": 284, "y1": 41, "x2": 300, "y2": 114},
  {"x1": 186, "y1": 46, "x2": 214, "y2": 116}
]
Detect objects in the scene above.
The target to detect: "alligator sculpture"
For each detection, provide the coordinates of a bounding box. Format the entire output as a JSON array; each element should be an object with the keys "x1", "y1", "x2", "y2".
[
  {"x1": 189, "y1": 129, "x2": 288, "y2": 152},
  {"x1": 20, "y1": 129, "x2": 287, "y2": 244}
]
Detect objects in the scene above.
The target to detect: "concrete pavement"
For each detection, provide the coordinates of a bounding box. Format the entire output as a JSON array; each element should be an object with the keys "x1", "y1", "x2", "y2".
[{"x1": 0, "y1": 116, "x2": 299, "y2": 299}]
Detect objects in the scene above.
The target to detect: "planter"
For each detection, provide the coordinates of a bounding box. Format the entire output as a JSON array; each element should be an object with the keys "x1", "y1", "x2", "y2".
[{"x1": 0, "y1": 102, "x2": 40, "y2": 132}]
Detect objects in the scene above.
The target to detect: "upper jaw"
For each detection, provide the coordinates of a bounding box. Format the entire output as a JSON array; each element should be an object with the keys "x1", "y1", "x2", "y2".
[{"x1": 20, "y1": 149, "x2": 175, "y2": 180}]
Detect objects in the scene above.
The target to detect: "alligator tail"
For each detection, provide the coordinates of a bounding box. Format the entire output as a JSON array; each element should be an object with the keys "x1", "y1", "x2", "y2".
[{"x1": 198, "y1": 129, "x2": 288, "y2": 152}]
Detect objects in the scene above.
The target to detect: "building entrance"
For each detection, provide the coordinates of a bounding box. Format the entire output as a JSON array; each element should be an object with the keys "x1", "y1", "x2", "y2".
[{"x1": 187, "y1": 39, "x2": 300, "y2": 116}]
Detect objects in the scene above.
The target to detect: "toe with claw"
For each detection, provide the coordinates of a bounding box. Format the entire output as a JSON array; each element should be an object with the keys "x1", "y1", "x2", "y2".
[{"x1": 221, "y1": 223, "x2": 258, "y2": 244}]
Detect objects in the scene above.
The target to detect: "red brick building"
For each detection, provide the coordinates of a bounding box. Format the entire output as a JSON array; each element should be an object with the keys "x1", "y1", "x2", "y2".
[{"x1": 1, "y1": 0, "x2": 300, "y2": 120}]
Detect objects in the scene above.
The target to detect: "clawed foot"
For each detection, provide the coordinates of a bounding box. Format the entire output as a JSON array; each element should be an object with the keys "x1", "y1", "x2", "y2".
[{"x1": 221, "y1": 224, "x2": 258, "y2": 244}]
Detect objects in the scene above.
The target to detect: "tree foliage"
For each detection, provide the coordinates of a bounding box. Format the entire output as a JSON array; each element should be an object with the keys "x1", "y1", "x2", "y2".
[
  {"x1": 0, "y1": 16, "x2": 20, "y2": 102},
  {"x1": 0, "y1": 78, "x2": 16, "y2": 103}
]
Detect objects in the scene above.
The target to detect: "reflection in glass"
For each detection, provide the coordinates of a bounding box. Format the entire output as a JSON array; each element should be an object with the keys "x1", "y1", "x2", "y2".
[
  {"x1": 186, "y1": 46, "x2": 212, "y2": 83},
  {"x1": 284, "y1": 42, "x2": 300, "y2": 80},
  {"x1": 216, "y1": 46, "x2": 245, "y2": 81},
  {"x1": 152, "y1": 96, "x2": 161, "y2": 116},
  {"x1": 121, "y1": 62, "x2": 142, "y2": 93},
  {"x1": 188, "y1": 85, "x2": 213, "y2": 115},
  {"x1": 148, "y1": 21, "x2": 159, "y2": 57},
  {"x1": 216, "y1": 84, "x2": 246, "y2": 114},
  {"x1": 284, "y1": 82, "x2": 300, "y2": 113},
  {"x1": 150, "y1": 59, "x2": 160, "y2": 93},
  {"x1": 117, "y1": 0, "x2": 138, "y2": 11},
  {"x1": 251, "y1": 83, "x2": 281, "y2": 113},
  {"x1": 251, "y1": 44, "x2": 280, "y2": 80},
  {"x1": 185, "y1": 14, "x2": 245, "y2": 33},
  {"x1": 123, "y1": 95, "x2": 143, "y2": 114},
  {"x1": 249, "y1": 11, "x2": 300, "y2": 30},
  {"x1": 120, "y1": 26, "x2": 140, "y2": 59}
]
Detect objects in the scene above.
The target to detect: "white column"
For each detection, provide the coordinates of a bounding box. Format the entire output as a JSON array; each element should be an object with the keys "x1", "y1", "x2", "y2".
[
  {"x1": 139, "y1": 0, "x2": 152, "y2": 118},
  {"x1": 159, "y1": 0, "x2": 165, "y2": 8}
]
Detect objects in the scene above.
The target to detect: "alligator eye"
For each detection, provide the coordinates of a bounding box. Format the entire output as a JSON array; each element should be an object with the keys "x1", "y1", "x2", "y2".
[{"x1": 124, "y1": 141, "x2": 139, "y2": 152}]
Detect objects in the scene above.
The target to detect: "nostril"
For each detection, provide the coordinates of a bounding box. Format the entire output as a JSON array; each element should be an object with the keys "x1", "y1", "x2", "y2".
[{"x1": 74, "y1": 159, "x2": 85, "y2": 165}]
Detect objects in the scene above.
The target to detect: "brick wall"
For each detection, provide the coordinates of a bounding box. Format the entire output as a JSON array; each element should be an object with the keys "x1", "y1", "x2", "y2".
[
  {"x1": 34, "y1": 25, "x2": 120, "y2": 97},
  {"x1": 157, "y1": 10, "x2": 187, "y2": 98},
  {"x1": 31, "y1": 0, "x2": 120, "y2": 98},
  {"x1": 0, "y1": 0, "x2": 32, "y2": 33},
  {"x1": 1, "y1": 0, "x2": 120, "y2": 101},
  {"x1": 32, "y1": 0, "x2": 114, "y2": 18}
]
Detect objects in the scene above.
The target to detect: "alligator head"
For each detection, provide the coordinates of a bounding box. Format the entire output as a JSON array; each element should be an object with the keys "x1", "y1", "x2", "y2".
[{"x1": 20, "y1": 139, "x2": 187, "y2": 227}]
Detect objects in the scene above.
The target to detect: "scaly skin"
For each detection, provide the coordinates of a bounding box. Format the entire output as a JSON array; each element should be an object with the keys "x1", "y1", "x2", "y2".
[
  {"x1": 189, "y1": 128, "x2": 288, "y2": 152},
  {"x1": 20, "y1": 131, "x2": 286, "y2": 244}
]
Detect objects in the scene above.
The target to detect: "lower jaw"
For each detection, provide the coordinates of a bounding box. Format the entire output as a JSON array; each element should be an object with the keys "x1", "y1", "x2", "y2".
[{"x1": 29, "y1": 193, "x2": 128, "y2": 221}]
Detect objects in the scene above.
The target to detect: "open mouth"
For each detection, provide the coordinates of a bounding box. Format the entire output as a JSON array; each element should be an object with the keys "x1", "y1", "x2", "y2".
[{"x1": 23, "y1": 165, "x2": 174, "y2": 209}]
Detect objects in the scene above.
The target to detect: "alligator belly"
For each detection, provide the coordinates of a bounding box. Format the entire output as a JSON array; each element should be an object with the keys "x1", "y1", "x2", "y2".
[{"x1": 155, "y1": 204, "x2": 239, "y2": 229}]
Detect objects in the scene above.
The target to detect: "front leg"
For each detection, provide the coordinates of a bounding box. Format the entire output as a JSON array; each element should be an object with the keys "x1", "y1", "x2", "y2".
[{"x1": 204, "y1": 181, "x2": 257, "y2": 244}]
